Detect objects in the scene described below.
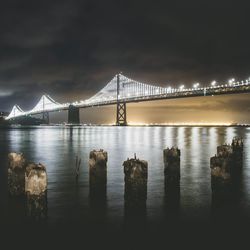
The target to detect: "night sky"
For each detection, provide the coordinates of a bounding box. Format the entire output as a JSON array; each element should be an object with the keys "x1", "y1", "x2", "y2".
[{"x1": 1, "y1": 0, "x2": 250, "y2": 124}]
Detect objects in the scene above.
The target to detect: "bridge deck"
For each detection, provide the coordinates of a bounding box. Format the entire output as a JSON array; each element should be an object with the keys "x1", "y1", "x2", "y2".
[{"x1": 6, "y1": 74, "x2": 250, "y2": 120}]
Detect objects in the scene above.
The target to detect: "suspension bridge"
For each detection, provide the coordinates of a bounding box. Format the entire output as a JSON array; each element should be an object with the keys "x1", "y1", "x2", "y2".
[{"x1": 5, "y1": 73, "x2": 250, "y2": 125}]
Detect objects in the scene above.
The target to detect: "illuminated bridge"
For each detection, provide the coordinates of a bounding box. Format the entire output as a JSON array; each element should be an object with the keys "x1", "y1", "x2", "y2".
[{"x1": 5, "y1": 74, "x2": 250, "y2": 125}]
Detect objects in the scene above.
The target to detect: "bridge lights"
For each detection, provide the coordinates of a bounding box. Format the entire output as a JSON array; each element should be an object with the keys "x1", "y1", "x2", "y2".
[
  {"x1": 228, "y1": 78, "x2": 235, "y2": 86},
  {"x1": 179, "y1": 85, "x2": 185, "y2": 91},
  {"x1": 166, "y1": 87, "x2": 171, "y2": 93},
  {"x1": 211, "y1": 81, "x2": 216, "y2": 87},
  {"x1": 193, "y1": 83, "x2": 199, "y2": 89}
]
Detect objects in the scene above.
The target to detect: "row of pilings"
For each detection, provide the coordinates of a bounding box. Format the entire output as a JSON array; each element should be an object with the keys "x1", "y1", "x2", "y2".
[{"x1": 7, "y1": 137, "x2": 244, "y2": 222}]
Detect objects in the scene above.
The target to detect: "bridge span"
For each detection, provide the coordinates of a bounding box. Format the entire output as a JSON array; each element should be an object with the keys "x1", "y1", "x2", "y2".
[{"x1": 5, "y1": 74, "x2": 250, "y2": 125}]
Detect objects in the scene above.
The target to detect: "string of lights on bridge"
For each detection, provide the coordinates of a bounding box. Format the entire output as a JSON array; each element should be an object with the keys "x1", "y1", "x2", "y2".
[{"x1": 5, "y1": 74, "x2": 250, "y2": 120}]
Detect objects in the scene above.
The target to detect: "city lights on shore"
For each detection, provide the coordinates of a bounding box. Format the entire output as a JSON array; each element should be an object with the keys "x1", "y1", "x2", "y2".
[{"x1": 128, "y1": 122, "x2": 235, "y2": 126}]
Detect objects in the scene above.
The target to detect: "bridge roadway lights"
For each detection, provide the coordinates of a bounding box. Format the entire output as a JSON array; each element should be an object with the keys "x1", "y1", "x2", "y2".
[
  {"x1": 68, "y1": 105, "x2": 80, "y2": 124},
  {"x1": 116, "y1": 102, "x2": 127, "y2": 126}
]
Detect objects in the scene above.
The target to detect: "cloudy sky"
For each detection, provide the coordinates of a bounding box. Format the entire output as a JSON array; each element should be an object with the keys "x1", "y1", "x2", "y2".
[{"x1": 0, "y1": 0, "x2": 250, "y2": 124}]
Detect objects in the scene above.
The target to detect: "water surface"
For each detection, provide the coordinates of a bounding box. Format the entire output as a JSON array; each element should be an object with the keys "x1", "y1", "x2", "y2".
[{"x1": 1, "y1": 126, "x2": 250, "y2": 230}]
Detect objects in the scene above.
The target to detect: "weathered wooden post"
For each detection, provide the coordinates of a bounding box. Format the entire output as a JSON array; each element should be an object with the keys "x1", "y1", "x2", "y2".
[
  {"x1": 163, "y1": 147, "x2": 181, "y2": 216},
  {"x1": 210, "y1": 142, "x2": 242, "y2": 221},
  {"x1": 210, "y1": 138, "x2": 244, "y2": 199},
  {"x1": 217, "y1": 144, "x2": 232, "y2": 157},
  {"x1": 231, "y1": 137, "x2": 243, "y2": 167},
  {"x1": 210, "y1": 145, "x2": 232, "y2": 193},
  {"x1": 89, "y1": 150, "x2": 107, "y2": 206},
  {"x1": 25, "y1": 163, "x2": 48, "y2": 219},
  {"x1": 89, "y1": 149, "x2": 108, "y2": 220},
  {"x1": 123, "y1": 154, "x2": 148, "y2": 223},
  {"x1": 89, "y1": 149, "x2": 108, "y2": 197},
  {"x1": 8, "y1": 152, "x2": 26, "y2": 196},
  {"x1": 163, "y1": 147, "x2": 180, "y2": 182}
]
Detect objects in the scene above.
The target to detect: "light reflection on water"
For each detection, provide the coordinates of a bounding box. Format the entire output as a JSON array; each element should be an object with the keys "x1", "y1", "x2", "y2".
[{"x1": 0, "y1": 126, "x2": 250, "y2": 226}]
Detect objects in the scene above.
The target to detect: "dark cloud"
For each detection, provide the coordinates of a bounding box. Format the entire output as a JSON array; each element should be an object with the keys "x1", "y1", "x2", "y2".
[{"x1": 0, "y1": 0, "x2": 250, "y2": 123}]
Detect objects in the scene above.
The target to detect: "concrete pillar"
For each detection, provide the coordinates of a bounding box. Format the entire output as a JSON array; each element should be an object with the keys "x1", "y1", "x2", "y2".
[
  {"x1": 42, "y1": 111, "x2": 49, "y2": 124},
  {"x1": 68, "y1": 105, "x2": 80, "y2": 124},
  {"x1": 8, "y1": 152, "x2": 26, "y2": 196},
  {"x1": 123, "y1": 155, "x2": 148, "y2": 211},
  {"x1": 25, "y1": 163, "x2": 48, "y2": 219}
]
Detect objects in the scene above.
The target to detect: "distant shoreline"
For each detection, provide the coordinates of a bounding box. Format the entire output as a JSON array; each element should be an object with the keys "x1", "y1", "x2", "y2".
[{"x1": 0, "y1": 124, "x2": 249, "y2": 128}]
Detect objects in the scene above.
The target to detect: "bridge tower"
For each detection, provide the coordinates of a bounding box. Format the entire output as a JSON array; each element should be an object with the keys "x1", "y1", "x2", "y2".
[
  {"x1": 42, "y1": 112, "x2": 49, "y2": 124},
  {"x1": 68, "y1": 105, "x2": 80, "y2": 124},
  {"x1": 116, "y1": 74, "x2": 127, "y2": 126},
  {"x1": 42, "y1": 96, "x2": 49, "y2": 124}
]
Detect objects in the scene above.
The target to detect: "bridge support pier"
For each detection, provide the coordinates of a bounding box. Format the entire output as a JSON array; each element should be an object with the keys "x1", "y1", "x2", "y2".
[
  {"x1": 42, "y1": 112, "x2": 49, "y2": 124},
  {"x1": 68, "y1": 105, "x2": 80, "y2": 124},
  {"x1": 116, "y1": 102, "x2": 127, "y2": 126}
]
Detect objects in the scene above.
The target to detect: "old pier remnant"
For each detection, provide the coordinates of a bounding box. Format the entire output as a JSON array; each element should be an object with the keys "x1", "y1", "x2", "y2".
[
  {"x1": 163, "y1": 147, "x2": 181, "y2": 181},
  {"x1": 210, "y1": 137, "x2": 244, "y2": 194},
  {"x1": 7, "y1": 152, "x2": 48, "y2": 218},
  {"x1": 123, "y1": 154, "x2": 148, "y2": 228},
  {"x1": 8, "y1": 152, "x2": 26, "y2": 195},
  {"x1": 163, "y1": 147, "x2": 181, "y2": 217},
  {"x1": 210, "y1": 148, "x2": 232, "y2": 187},
  {"x1": 89, "y1": 149, "x2": 108, "y2": 198},
  {"x1": 89, "y1": 149, "x2": 108, "y2": 172},
  {"x1": 232, "y1": 137, "x2": 244, "y2": 166},
  {"x1": 25, "y1": 162, "x2": 48, "y2": 219},
  {"x1": 123, "y1": 154, "x2": 148, "y2": 213},
  {"x1": 88, "y1": 149, "x2": 108, "y2": 221},
  {"x1": 89, "y1": 149, "x2": 108, "y2": 221},
  {"x1": 25, "y1": 163, "x2": 47, "y2": 195}
]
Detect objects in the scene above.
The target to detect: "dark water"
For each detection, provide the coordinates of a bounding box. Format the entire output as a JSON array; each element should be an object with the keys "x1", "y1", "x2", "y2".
[{"x1": 1, "y1": 126, "x2": 250, "y2": 247}]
